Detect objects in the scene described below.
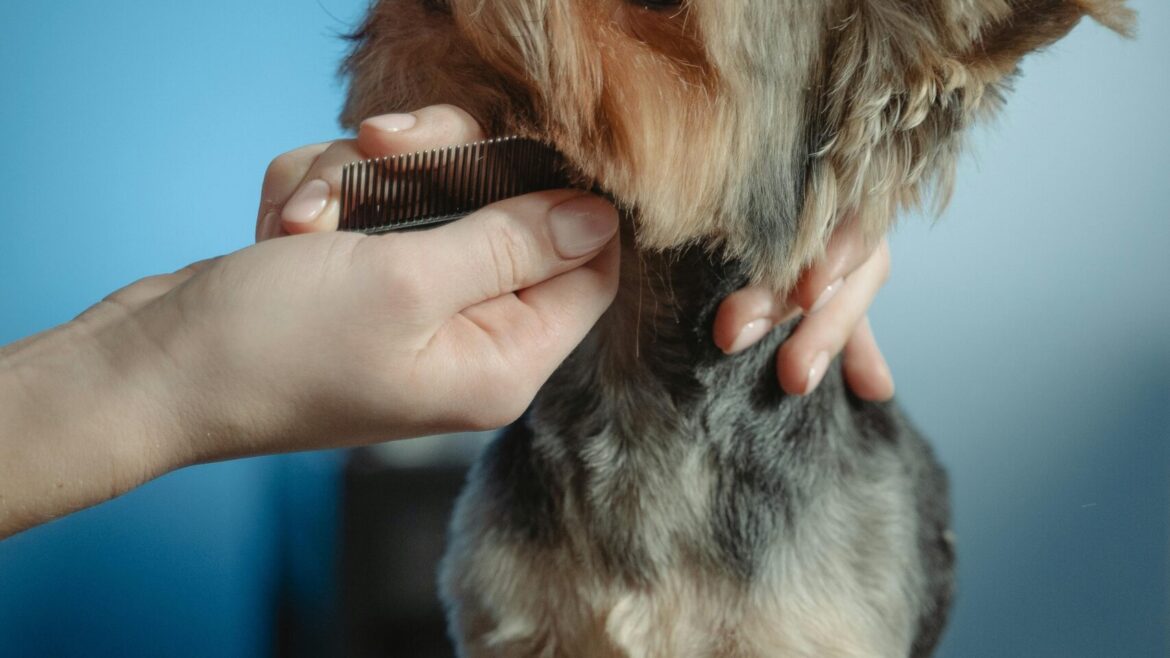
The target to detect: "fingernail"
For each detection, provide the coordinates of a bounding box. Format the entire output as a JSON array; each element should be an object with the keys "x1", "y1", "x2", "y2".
[
  {"x1": 549, "y1": 195, "x2": 618, "y2": 258},
  {"x1": 727, "y1": 318, "x2": 773, "y2": 354},
  {"x1": 806, "y1": 351, "x2": 830, "y2": 395},
  {"x1": 282, "y1": 179, "x2": 331, "y2": 224},
  {"x1": 364, "y1": 113, "x2": 417, "y2": 133},
  {"x1": 808, "y1": 278, "x2": 844, "y2": 314}
]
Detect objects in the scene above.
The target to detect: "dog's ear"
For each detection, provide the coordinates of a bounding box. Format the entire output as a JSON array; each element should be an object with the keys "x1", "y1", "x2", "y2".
[{"x1": 789, "y1": 0, "x2": 1134, "y2": 273}]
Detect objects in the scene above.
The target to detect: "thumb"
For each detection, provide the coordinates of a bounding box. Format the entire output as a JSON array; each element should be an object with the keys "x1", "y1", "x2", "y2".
[
  {"x1": 456, "y1": 233, "x2": 620, "y2": 396},
  {"x1": 387, "y1": 190, "x2": 619, "y2": 314}
]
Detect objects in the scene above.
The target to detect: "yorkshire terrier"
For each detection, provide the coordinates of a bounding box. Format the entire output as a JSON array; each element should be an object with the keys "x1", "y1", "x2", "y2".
[{"x1": 340, "y1": 1, "x2": 1133, "y2": 656}]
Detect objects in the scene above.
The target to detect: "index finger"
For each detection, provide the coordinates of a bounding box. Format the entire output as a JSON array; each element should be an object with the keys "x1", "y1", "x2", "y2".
[
  {"x1": 382, "y1": 190, "x2": 619, "y2": 315},
  {"x1": 789, "y1": 216, "x2": 873, "y2": 313},
  {"x1": 281, "y1": 105, "x2": 489, "y2": 236},
  {"x1": 357, "y1": 105, "x2": 487, "y2": 159}
]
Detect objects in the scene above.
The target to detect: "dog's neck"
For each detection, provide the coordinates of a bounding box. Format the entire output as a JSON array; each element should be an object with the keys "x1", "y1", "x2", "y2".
[
  {"x1": 523, "y1": 226, "x2": 855, "y2": 584},
  {"x1": 530, "y1": 224, "x2": 804, "y2": 442}
]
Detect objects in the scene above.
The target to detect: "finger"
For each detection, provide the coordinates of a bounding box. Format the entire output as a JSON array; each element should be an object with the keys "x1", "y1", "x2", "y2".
[
  {"x1": 102, "y1": 257, "x2": 223, "y2": 308},
  {"x1": 102, "y1": 275, "x2": 180, "y2": 308},
  {"x1": 461, "y1": 235, "x2": 620, "y2": 380},
  {"x1": 171, "y1": 257, "x2": 220, "y2": 279},
  {"x1": 842, "y1": 317, "x2": 895, "y2": 402},
  {"x1": 257, "y1": 142, "x2": 331, "y2": 242},
  {"x1": 426, "y1": 236, "x2": 619, "y2": 430},
  {"x1": 789, "y1": 215, "x2": 872, "y2": 313},
  {"x1": 280, "y1": 106, "x2": 490, "y2": 236},
  {"x1": 714, "y1": 286, "x2": 800, "y2": 355},
  {"x1": 385, "y1": 190, "x2": 619, "y2": 315},
  {"x1": 777, "y1": 239, "x2": 890, "y2": 396},
  {"x1": 279, "y1": 139, "x2": 364, "y2": 235},
  {"x1": 356, "y1": 105, "x2": 487, "y2": 160}
]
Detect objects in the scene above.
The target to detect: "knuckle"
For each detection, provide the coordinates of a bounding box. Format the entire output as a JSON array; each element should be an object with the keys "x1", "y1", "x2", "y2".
[
  {"x1": 368, "y1": 239, "x2": 429, "y2": 307},
  {"x1": 393, "y1": 270, "x2": 430, "y2": 309},
  {"x1": 430, "y1": 103, "x2": 464, "y2": 115},
  {"x1": 391, "y1": 276, "x2": 430, "y2": 313},
  {"x1": 481, "y1": 212, "x2": 532, "y2": 294},
  {"x1": 263, "y1": 151, "x2": 304, "y2": 188},
  {"x1": 429, "y1": 104, "x2": 480, "y2": 137},
  {"x1": 776, "y1": 335, "x2": 803, "y2": 368}
]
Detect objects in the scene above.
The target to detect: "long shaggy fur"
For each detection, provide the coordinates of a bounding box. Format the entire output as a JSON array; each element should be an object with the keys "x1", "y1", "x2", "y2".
[
  {"x1": 341, "y1": 1, "x2": 1132, "y2": 656},
  {"x1": 343, "y1": 0, "x2": 1131, "y2": 289}
]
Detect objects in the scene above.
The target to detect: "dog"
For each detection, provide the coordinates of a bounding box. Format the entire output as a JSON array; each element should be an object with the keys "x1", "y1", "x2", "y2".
[{"x1": 339, "y1": 1, "x2": 1133, "y2": 655}]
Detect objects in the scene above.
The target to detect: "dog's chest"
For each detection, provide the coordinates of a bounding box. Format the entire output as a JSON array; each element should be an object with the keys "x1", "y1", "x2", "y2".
[
  {"x1": 562, "y1": 426, "x2": 718, "y2": 578},
  {"x1": 459, "y1": 495, "x2": 918, "y2": 658},
  {"x1": 441, "y1": 298, "x2": 941, "y2": 657},
  {"x1": 449, "y1": 420, "x2": 921, "y2": 657}
]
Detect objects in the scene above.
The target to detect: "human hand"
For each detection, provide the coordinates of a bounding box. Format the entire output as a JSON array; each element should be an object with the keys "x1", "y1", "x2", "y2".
[
  {"x1": 265, "y1": 103, "x2": 894, "y2": 405},
  {"x1": 80, "y1": 115, "x2": 618, "y2": 468},
  {"x1": 255, "y1": 105, "x2": 494, "y2": 241},
  {"x1": 0, "y1": 107, "x2": 619, "y2": 538},
  {"x1": 713, "y1": 226, "x2": 894, "y2": 401},
  {"x1": 171, "y1": 214, "x2": 615, "y2": 464}
]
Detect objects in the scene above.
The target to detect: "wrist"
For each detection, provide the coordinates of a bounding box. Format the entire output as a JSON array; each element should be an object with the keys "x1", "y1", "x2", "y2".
[{"x1": 0, "y1": 309, "x2": 185, "y2": 537}]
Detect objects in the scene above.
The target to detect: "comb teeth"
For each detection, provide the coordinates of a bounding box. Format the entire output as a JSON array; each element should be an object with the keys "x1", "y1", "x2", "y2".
[{"x1": 339, "y1": 136, "x2": 573, "y2": 234}]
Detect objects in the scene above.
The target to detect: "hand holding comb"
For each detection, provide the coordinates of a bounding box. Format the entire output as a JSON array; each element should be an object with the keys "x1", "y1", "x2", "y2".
[{"x1": 339, "y1": 136, "x2": 574, "y2": 234}]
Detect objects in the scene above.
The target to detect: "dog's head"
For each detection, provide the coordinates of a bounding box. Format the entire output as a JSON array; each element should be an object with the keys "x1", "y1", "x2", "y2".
[{"x1": 342, "y1": 0, "x2": 1132, "y2": 289}]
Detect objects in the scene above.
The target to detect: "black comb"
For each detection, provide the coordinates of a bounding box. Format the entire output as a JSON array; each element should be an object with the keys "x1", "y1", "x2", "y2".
[{"x1": 339, "y1": 136, "x2": 573, "y2": 234}]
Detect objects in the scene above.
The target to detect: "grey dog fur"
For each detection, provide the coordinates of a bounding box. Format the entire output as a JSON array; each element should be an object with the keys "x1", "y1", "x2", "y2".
[{"x1": 438, "y1": 236, "x2": 954, "y2": 657}]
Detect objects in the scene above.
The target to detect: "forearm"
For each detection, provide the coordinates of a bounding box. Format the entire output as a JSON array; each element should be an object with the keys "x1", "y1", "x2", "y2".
[{"x1": 0, "y1": 317, "x2": 179, "y2": 539}]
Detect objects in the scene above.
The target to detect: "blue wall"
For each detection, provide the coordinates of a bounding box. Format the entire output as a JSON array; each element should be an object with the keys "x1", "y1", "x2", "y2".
[
  {"x1": 0, "y1": 2, "x2": 361, "y2": 655},
  {"x1": 874, "y1": 5, "x2": 1170, "y2": 655},
  {"x1": 1, "y1": 1, "x2": 1166, "y2": 656}
]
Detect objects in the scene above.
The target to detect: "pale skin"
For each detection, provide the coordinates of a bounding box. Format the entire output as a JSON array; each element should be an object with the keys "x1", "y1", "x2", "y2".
[{"x1": 0, "y1": 104, "x2": 891, "y2": 540}]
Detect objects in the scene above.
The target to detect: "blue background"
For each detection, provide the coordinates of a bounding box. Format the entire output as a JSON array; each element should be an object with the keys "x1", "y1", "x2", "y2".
[{"x1": 1, "y1": 1, "x2": 1167, "y2": 656}]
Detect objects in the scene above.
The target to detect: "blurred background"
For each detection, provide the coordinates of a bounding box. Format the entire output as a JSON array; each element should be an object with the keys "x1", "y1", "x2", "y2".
[{"x1": 0, "y1": 1, "x2": 1166, "y2": 656}]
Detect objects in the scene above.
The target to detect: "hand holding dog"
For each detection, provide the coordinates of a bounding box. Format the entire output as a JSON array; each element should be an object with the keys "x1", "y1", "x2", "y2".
[
  {"x1": 714, "y1": 224, "x2": 894, "y2": 399},
  {"x1": 266, "y1": 104, "x2": 896, "y2": 401}
]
